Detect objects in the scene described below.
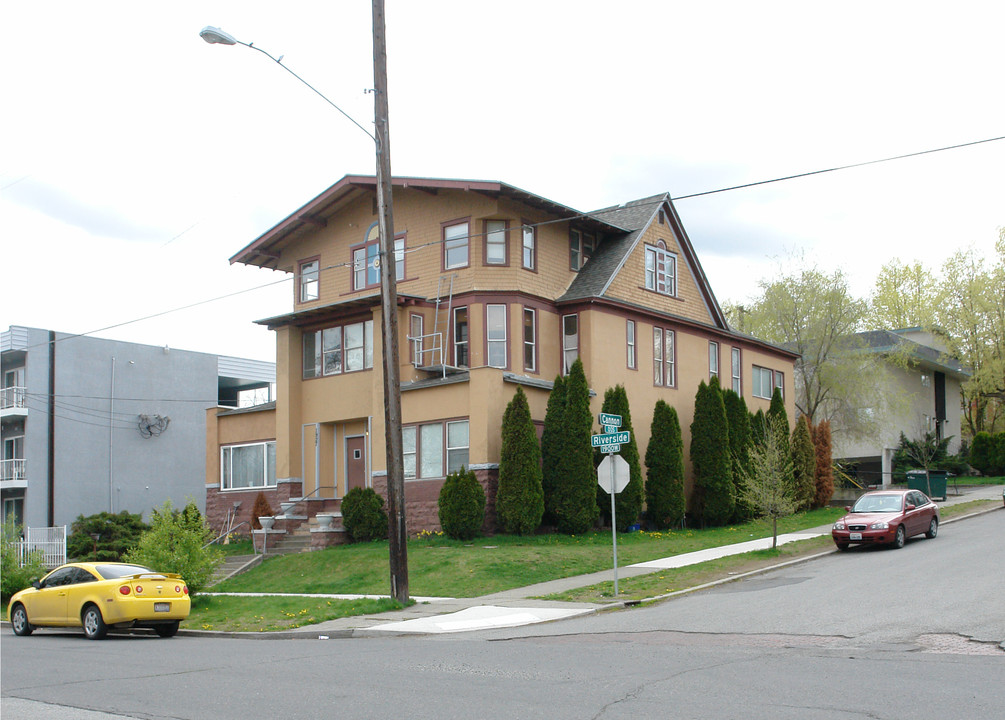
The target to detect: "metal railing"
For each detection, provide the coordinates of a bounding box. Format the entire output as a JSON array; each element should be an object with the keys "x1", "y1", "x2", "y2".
[
  {"x1": 12, "y1": 526, "x2": 67, "y2": 568},
  {"x1": 1, "y1": 459, "x2": 26, "y2": 482},
  {"x1": 1, "y1": 386, "x2": 26, "y2": 410}
]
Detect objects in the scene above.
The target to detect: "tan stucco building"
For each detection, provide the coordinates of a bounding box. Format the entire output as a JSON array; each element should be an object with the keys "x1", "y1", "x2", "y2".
[{"x1": 205, "y1": 176, "x2": 797, "y2": 539}]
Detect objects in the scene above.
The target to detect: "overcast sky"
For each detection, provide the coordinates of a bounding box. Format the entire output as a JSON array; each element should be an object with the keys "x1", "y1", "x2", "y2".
[{"x1": 3, "y1": 1, "x2": 1002, "y2": 362}]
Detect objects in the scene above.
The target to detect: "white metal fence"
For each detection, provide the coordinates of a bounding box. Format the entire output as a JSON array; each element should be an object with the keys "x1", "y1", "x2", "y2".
[{"x1": 13, "y1": 526, "x2": 67, "y2": 568}]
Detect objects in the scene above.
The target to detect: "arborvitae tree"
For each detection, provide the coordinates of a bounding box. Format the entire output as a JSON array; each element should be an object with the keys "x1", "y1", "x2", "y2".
[
  {"x1": 812, "y1": 419, "x2": 835, "y2": 508},
  {"x1": 644, "y1": 400, "x2": 686, "y2": 530},
  {"x1": 540, "y1": 374, "x2": 567, "y2": 525},
  {"x1": 723, "y1": 390, "x2": 754, "y2": 523},
  {"x1": 595, "y1": 385, "x2": 643, "y2": 532},
  {"x1": 497, "y1": 387, "x2": 544, "y2": 535},
  {"x1": 554, "y1": 358, "x2": 599, "y2": 534},
  {"x1": 690, "y1": 377, "x2": 734, "y2": 526},
  {"x1": 791, "y1": 415, "x2": 817, "y2": 511},
  {"x1": 438, "y1": 466, "x2": 486, "y2": 540},
  {"x1": 750, "y1": 409, "x2": 768, "y2": 447},
  {"x1": 767, "y1": 387, "x2": 791, "y2": 456}
]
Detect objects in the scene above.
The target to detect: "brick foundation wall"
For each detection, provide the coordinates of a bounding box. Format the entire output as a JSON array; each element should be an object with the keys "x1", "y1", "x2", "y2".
[
  {"x1": 205, "y1": 478, "x2": 303, "y2": 538},
  {"x1": 372, "y1": 467, "x2": 499, "y2": 536}
]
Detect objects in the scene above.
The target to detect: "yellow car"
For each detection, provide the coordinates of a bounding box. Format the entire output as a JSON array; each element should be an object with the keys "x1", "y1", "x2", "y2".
[{"x1": 8, "y1": 562, "x2": 190, "y2": 640}]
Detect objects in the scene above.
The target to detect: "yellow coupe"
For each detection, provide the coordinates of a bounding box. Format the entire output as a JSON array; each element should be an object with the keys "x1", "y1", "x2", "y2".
[{"x1": 8, "y1": 562, "x2": 190, "y2": 639}]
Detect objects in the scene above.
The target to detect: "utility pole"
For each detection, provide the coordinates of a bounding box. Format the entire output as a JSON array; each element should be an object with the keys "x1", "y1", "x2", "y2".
[{"x1": 372, "y1": 0, "x2": 408, "y2": 604}]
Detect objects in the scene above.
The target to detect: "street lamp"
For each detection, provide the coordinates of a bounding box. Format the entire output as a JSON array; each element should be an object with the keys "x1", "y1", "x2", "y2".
[{"x1": 199, "y1": 2, "x2": 408, "y2": 603}]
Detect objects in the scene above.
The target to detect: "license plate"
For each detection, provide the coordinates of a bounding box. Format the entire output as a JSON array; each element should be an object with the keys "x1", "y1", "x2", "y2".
[
  {"x1": 850, "y1": 533, "x2": 862, "y2": 540},
  {"x1": 154, "y1": 603, "x2": 170, "y2": 612}
]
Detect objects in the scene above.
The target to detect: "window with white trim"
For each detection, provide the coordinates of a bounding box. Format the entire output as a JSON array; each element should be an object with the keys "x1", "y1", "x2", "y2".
[
  {"x1": 774, "y1": 371, "x2": 784, "y2": 398},
  {"x1": 453, "y1": 307, "x2": 468, "y2": 367},
  {"x1": 569, "y1": 229, "x2": 595, "y2": 271},
  {"x1": 401, "y1": 419, "x2": 469, "y2": 480},
  {"x1": 709, "y1": 341, "x2": 719, "y2": 379},
  {"x1": 444, "y1": 221, "x2": 469, "y2": 269},
  {"x1": 299, "y1": 260, "x2": 319, "y2": 302},
  {"x1": 221, "y1": 441, "x2": 276, "y2": 490},
  {"x1": 731, "y1": 347, "x2": 741, "y2": 393},
  {"x1": 486, "y1": 304, "x2": 508, "y2": 368},
  {"x1": 626, "y1": 320, "x2": 636, "y2": 369},
  {"x1": 522, "y1": 225, "x2": 536, "y2": 270},
  {"x1": 303, "y1": 320, "x2": 374, "y2": 379},
  {"x1": 523, "y1": 307, "x2": 537, "y2": 372},
  {"x1": 752, "y1": 366, "x2": 773, "y2": 399},
  {"x1": 562, "y1": 314, "x2": 579, "y2": 374},
  {"x1": 353, "y1": 227, "x2": 405, "y2": 290},
  {"x1": 410, "y1": 314, "x2": 424, "y2": 366},
  {"x1": 644, "y1": 242, "x2": 677, "y2": 296},
  {"x1": 653, "y1": 327, "x2": 676, "y2": 387}
]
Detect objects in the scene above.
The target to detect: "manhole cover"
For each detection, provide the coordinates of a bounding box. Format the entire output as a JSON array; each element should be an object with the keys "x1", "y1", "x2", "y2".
[{"x1": 916, "y1": 634, "x2": 1004, "y2": 655}]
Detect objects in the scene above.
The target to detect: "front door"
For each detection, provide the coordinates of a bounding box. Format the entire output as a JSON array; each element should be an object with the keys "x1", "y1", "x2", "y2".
[{"x1": 345, "y1": 436, "x2": 366, "y2": 493}]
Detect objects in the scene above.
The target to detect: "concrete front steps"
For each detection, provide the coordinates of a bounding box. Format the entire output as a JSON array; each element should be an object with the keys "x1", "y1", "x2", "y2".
[
  {"x1": 254, "y1": 503, "x2": 350, "y2": 557},
  {"x1": 210, "y1": 554, "x2": 262, "y2": 585}
]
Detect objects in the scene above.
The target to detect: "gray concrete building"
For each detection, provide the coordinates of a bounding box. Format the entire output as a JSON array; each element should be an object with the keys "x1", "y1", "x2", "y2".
[{"x1": 1, "y1": 326, "x2": 274, "y2": 529}]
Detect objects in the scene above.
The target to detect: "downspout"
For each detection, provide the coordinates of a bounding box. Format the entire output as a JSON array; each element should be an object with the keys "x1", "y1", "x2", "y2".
[{"x1": 47, "y1": 331, "x2": 55, "y2": 527}]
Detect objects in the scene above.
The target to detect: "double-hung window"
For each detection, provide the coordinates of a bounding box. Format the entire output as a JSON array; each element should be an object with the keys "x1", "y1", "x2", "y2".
[
  {"x1": 523, "y1": 308, "x2": 537, "y2": 372},
  {"x1": 453, "y1": 307, "x2": 469, "y2": 367},
  {"x1": 444, "y1": 221, "x2": 470, "y2": 269},
  {"x1": 569, "y1": 229, "x2": 595, "y2": 271},
  {"x1": 486, "y1": 304, "x2": 508, "y2": 368},
  {"x1": 774, "y1": 371, "x2": 785, "y2": 398},
  {"x1": 752, "y1": 366, "x2": 774, "y2": 399},
  {"x1": 353, "y1": 227, "x2": 405, "y2": 290},
  {"x1": 484, "y1": 220, "x2": 508, "y2": 265},
  {"x1": 653, "y1": 327, "x2": 675, "y2": 387},
  {"x1": 522, "y1": 224, "x2": 536, "y2": 270},
  {"x1": 626, "y1": 320, "x2": 636, "y2": 369},
  {"x1": 299, "y1": 259, "x2": 319, "y2": 302},
  {"x1": 645, "y1": 242, "x2": 677, "y2": 296},
  {"x1": 303, "y1": 320, "x2": 374, "y2": 378},
  {"x1": 410, "y1": 314, "x2": 424, "y2": 366},
  {"x1": 401, "y1": 419, "x2": 470, "y2": 480},
  {"x1": 709, "y1": 341, "x2": 719, "y2": 379},
  {"x1": 562, "y1": 314, "x2": 579, "y2": 374},
  {"x1": 731, "y1": 347, "x2": 741, "y2": 393},
  {"x1": 221, "y1": 441, "x2": 276, "y2": 490}
]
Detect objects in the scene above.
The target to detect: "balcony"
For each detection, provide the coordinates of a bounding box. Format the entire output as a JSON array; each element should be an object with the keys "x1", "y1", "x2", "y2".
[
  {"x1": 1, "y1": 458, "x2": 27, "y2": 488},
  {"x1": 1, "y1": 386, "x2": 27, "y2": 418}
]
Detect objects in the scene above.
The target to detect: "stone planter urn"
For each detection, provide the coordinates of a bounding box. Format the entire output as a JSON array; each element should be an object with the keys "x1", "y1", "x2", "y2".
[
  {"x1": 280, "y1": 502, "x2": 296, "y2": 516},
  {"x1": 316, "y1": 513, "x2": 335, "y2": 530},
  {"x1": 258, "y1": 516, "x2": 275, "y2": 531}
]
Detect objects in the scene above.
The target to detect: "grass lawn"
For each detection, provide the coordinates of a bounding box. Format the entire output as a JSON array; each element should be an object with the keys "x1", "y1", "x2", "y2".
[{"x1": 187, "y1": 594, "x2": 403, "y2": 633}]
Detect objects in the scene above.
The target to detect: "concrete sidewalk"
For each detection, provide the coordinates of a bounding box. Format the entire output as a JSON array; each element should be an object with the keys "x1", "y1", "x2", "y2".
[{"x1": 197, "y1": 484, "x2": 1004, "y2": 638}]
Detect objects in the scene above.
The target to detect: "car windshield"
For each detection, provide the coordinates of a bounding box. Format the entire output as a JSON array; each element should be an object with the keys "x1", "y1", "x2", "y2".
[
  {"x1": 851, "y1": 495, "x2": 903, "y2": 513},
  {"x1": 94, "y1": 564, "x2": 156, "y2": 580}
]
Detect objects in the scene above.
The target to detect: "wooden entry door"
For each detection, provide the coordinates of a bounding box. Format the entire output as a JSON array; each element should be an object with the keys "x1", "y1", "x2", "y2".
[{"x1": 345, "y1": 436, "x2": 367, "y2": 493}]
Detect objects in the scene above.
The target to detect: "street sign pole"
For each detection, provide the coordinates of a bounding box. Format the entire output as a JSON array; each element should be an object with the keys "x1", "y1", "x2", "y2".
[
  {"x1": 609, "y1": 456, "x2": 619, "y2": 595},
  {"x1": 595, "y1": 413, "x2": 628, "y2": 596}
]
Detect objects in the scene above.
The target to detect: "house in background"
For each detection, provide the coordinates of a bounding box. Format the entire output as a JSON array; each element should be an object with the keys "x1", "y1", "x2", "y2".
[
  {"x1": 1, "y1": 326, "x2": 274, "y2": 529},
  {"x1": 833, "y1": 327, "x2": 969, "y2": 487},
  {"x1": 206, "y1": 175, "x2": 797, "y2": 541}
]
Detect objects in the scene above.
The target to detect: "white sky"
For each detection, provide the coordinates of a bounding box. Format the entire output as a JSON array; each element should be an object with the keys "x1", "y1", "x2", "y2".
[{"x1": 3, "y1": 1, "x2": 1002, "y2": 362}]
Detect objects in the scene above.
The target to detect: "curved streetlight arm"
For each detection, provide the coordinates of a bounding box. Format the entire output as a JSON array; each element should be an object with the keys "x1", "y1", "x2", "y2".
[{"x1": 199, "y1": 26, "x2": 376, "y2": 143}]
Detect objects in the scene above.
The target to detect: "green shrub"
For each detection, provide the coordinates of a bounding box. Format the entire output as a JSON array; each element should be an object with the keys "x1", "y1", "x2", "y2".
[
  {"x1": 341, "y1": 487, "x2": 388, "y2": 542},
  {"x1": 125, "y1": 500, "x2": 222, "y2": 596},
  {"x1": 438, "y1": 467, "x2": 486, "y2": 540},
  {"x1": 595, "y1": 385, "x2": 643, "y2": 532},
  {"x1": 791, "y1": 416, "x2": 817, "y2": 511},
  {"x1": 553, "y1": 359, "x2": 599, "y2": 534},
  {"x1": 2, "y1": 518, "x2": 47, "y2": 602},
  {"x1": 690, "y1": 378, "x2": 734, "y2": 526},
  {"x1": 66, "y1": 510, "x2": 148, "y2": 561},
  {"x1": 540, "y1": 375, "x2": 567, "y2": 525},
  {"x1": 644, "y1": 400, "x2": 685, "y2": 530},
  {"x1": 497, "y1": 387, "x2": 544, "y2": 535}
]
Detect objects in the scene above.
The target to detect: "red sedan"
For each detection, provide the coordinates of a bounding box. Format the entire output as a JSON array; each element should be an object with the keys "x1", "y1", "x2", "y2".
[{"x1": 832, "y1": 489, "x2": 939, "y2": 551}]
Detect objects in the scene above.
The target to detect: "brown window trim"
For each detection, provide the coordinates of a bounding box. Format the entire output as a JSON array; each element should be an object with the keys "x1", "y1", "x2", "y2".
[
  {"x1": 484, "y1": 303, "x2": 510, "y2": 370},
  {"x1": 520, "y1": 219, "x2": 537, "y2": 272},
  {"x1": 442, "y1": 217, "x2": 471, "y2": 272},
  {"x1": 297, "y1": 255, "x2": 321, "y2": 305},
  {"x1": 482, "y1": 219, "x2": 510, "y2": 267},
  {"x1": 522, "y1": 306, "x2": 538, "y2": 374}
]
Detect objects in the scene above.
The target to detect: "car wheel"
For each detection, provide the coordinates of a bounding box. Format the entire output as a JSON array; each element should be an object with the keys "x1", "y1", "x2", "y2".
[
  {"x1": 155, "y1": 622, "x2": 180, "y2": 638},
  {"x1": 82, "y1": 605, "x2": 108, "y2": 640},
  {"x1": 925, "y1": 517, "x2": 939, "y2": 539},
  {"x1": 892, "y1": 525, "x2": 906, "y2": 549},
  {"x1": 835, "y1": 543, "x2": 849, "y2": 551},
  {"x1": 11, "y1": 604, "x2": 34, "y2": 636}
]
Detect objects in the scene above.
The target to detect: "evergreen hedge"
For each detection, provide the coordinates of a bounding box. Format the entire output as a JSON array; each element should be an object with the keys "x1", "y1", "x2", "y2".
[
  {"x1": 540, "y1": 375, "x2": 567, "y2": 525},
  {"x1": 723, "y1": 390, "x2": 754, "y2": 523},
  {"x1": 341, "y1": 487, "x2": 388, "y2": 542},
  {"x1": 438, "y1": 467, "x2": 486, "y2": 540},
  {"x1": 812, "y1": 419, "x2": 835, "y2": 508},
  {"x1": 644, "y1": 400, "x2": 686, "y2": 530},
  {"x1": 595, "y1": 385, "x2": 643, "y2": 532},
  {"x1": 690, "y1": 378, "x2": 734, "y2": 526},
  {"x1": 554, "y1": 359, "x2": 598, "y2": 534},
  {"x1": 791, "y1": 415, "x2": 817, "y2": 511},
  {"x1": 497, "y1": 387, "x2": 544, "y2": 535}
]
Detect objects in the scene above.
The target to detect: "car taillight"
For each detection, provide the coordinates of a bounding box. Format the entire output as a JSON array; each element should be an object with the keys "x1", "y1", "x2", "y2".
[
  {"x1": 182, "y1": 586, "x2": 189, "y2": 595},
  {"x1": 119, "y1": 585, "x2": 131, "y2": 595},
  {"x1": 135, "y1": 585, "x2": 144, "y2": 594}
]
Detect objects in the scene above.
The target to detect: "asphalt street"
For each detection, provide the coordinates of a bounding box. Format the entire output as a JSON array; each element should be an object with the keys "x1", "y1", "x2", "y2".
[{"x1": 2, "y1": 508, "x2": 1002, "y2": 720}]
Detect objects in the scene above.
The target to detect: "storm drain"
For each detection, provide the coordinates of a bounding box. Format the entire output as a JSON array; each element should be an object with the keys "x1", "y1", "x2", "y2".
[{"x1": 916, "y1": 634, "x2": 1005, "y2": 655}]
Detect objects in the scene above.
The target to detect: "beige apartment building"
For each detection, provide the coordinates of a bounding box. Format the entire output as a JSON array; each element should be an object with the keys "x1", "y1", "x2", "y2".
[{"x1": 205, "y1": 176, "x2": 796, "y2": 540}]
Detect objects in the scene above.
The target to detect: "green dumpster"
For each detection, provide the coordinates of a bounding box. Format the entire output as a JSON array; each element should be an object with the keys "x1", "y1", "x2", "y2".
[{"x1": 906, "y1": 470, "x2": 948, "y2": 501}]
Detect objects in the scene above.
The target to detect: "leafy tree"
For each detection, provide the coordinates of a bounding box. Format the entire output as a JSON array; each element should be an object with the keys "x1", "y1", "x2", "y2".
[
  {"x1": 969, "y1": 432, "x2": 995, "y2": 474},
  {"x1": 866, "y1": 259, "x2": 937, "y2": 330},
  {"x1": 2, "y1": 518, "x2": 47, "y2": 601},
  {"x1": 340, "y1": 487, "x2": 389, "y2": 542},
  {"x1": 540, "y1": 374, "x2": 567, "y2": 525},
  {"x1": 67, "y1": 511, "x2": 148, "y2": 562},
  {"x1": 791, "y1": 416, "x2": 817, "y2": 511},
  {"x1": 438, "y1": 467, "x2": 486, "y2": 540},
  {"x1": 644, "y1": 400, "x2": 685, "y2": 530},
  {"x1": 690, "y1": 378, "x2": 734, "y2": 526},
  {"x1": 812, "y1": 419, "x2": 835, "y2": 508},
  {"x1": 125, "y1": 500, "x2": 222, "y2": 595},
  {"x1": 497, "y1": 387, "x2": 544, "y2": 535},
  {"x1": 740, "y1": 414, "x2": 797, "y2": 548},
  {"x1": 723, "y1": 390, "x2": 754, "y2": 522},
  {"x1": 895, "y1": 430, "x2": 952, "y2": 497},
  {"x1": 595, "y1": 385, "x2": 643, "y2": 532},
  {"x1": 554, "y1": 358, "x2": 598, "y2": 534}
]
